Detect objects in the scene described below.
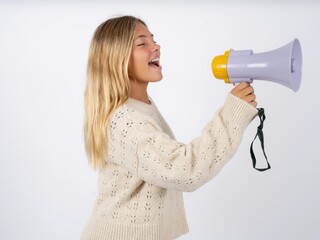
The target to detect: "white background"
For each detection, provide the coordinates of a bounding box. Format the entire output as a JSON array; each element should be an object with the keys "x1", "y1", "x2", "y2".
[{"x1": 1, "y1": 1, "x2": 319, "y2": 239}]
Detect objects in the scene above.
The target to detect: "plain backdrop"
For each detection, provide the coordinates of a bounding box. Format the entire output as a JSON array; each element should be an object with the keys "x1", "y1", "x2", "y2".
[{"x1": 0, "y1": 1, "x2": 319, "y2": 239}]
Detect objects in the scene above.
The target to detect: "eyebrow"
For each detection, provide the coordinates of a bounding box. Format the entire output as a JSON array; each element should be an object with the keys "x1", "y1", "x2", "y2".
[{"x1": 134, "y1": 34, "x2": 154, "y2": 41}]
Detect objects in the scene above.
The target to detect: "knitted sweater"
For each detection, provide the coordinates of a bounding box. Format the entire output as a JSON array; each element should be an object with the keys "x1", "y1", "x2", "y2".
[{"x1": 81, "y1": 93, "x2": 258, "y2": 240}]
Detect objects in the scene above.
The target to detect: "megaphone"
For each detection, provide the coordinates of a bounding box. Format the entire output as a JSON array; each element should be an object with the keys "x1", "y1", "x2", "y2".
[{"x1": 211, "y1": 38, "x2": 302, "y2": 92}]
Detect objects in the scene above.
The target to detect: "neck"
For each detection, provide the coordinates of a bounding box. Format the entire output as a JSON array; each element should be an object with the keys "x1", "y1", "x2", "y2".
[{"x1": 130, "y1": 80, "x2": 150, "y2": 104}]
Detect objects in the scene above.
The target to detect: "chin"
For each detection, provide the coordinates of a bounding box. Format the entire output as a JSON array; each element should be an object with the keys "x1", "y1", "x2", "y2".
[
  {"x1": 153, "y1": 76, "x2": 163, "y2": 82},
  {"x1": 136, "y1": 72, "x2": 163, "y2": 83},
  {"x1": 147, "y1": 73, "x2": 163, "y2": 82}
]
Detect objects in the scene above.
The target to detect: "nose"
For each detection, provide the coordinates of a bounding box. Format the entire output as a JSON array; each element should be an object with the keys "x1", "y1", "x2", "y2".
[{"x1": 151, "y1": 42, "x2": 160, "y2": 52}]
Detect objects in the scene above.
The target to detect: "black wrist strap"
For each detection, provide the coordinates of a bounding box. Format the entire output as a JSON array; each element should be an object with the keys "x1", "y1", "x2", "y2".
[{"x1": 250, "y1": 108, "x2": 271, "y2": 171}]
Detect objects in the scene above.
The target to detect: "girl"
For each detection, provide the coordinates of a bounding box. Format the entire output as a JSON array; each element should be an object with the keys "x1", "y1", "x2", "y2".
[{"x1": 81, "y1": 15, "x2": 258, "y2": 240}]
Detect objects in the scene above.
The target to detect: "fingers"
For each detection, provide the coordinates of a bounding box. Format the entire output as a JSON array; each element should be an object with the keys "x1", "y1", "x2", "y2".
[
  {"x1": 234, "y1": 82, "x2": 250, "y2": 91},
  {"x1": 230, "y1": 82, "x2": 257, "y2": 107},
  {"x1": 230, "y1": 82, "x2": 253, "y2": 98},
  {"x1": 245, "y1": 93, "x2": 257, "y2": 108}
]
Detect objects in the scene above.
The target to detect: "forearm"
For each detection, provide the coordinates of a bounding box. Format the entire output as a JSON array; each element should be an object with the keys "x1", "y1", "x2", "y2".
[{"x1": 136, "y1": 93, "x2": 258, "y2": 191}]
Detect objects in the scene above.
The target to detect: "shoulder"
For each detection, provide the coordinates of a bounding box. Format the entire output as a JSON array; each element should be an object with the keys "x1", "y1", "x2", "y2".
[{"x1": 109, "y1": 98, "x2": 163, "y2": 136}]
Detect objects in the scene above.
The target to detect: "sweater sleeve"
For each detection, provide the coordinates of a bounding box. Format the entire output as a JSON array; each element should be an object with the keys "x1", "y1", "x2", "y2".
[
  {"x1": 133, "y1": 94, "x2": 258, "y2": 192},
  {"x1": 108, "y1": 94, "x2": 258, "y2": 192}
]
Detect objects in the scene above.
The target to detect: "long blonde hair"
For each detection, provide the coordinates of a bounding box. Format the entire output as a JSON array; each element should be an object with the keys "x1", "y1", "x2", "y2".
[{"x1": 84, "y1": 16, "x2": 146, "y2": 169}]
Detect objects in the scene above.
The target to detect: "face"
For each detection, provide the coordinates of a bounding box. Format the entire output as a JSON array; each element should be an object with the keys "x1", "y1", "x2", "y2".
[{"x1": 128, "y1": 22, "x2": 162, "y2": 84}]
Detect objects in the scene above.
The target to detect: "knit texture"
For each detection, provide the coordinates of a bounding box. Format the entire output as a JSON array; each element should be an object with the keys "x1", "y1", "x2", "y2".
[{"x1": 81, "y1": 93, "x2": 258, "y2": 240}]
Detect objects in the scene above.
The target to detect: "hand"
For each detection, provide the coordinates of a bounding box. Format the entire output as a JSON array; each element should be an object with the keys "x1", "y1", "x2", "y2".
[{"x1": 230, "y1": 82, "x2": 257, "y2": 108}]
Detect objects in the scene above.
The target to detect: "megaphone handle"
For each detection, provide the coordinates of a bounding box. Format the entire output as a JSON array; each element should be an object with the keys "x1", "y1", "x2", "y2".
[
  {"x1": 250, "y1": 108, "x2": 271, "y2": 171},
  {"x1": 229, "y1": 78, "x2": 253, "y2": 84}
]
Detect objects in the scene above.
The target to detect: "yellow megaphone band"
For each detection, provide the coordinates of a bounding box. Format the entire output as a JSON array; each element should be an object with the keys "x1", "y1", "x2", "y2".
[{"x1": 211, "y1": 49, "x2": 231, "y2": 83}]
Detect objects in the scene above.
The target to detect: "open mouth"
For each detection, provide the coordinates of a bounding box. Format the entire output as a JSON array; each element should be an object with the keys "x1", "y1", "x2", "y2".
[{"x1": 148, "y1": 57, "x2": 160, "y2": 67}]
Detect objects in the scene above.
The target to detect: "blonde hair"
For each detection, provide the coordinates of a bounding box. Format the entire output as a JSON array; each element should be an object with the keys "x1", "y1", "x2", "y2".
[{"x1": 84, "y1": 16, "x2": 146, "y2": 169}]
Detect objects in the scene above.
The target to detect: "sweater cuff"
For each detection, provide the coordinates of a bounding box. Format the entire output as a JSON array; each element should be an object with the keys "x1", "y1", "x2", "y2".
[{"x1": 219, "y1": 93, "x2": 258, "y2": 129}]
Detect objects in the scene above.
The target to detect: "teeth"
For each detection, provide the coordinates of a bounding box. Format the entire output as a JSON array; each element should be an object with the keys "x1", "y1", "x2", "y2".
[{"x1": 149, "y1": 58, "x2": 159, "y2": 63}]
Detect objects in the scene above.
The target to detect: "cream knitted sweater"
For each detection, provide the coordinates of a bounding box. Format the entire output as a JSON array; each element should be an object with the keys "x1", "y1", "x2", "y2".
[{"x1": 81, "y1": 93, "x2": 258, "y2": 240}]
